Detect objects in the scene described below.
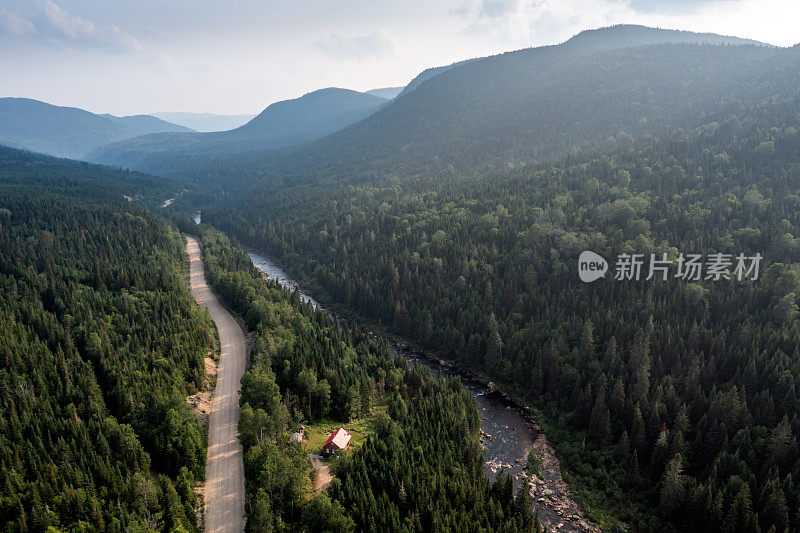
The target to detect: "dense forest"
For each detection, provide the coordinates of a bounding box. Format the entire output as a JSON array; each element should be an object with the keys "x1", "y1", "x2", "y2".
[
  {"x1": 208, "y1": 60, "x2": 800, "y2": 530},
  {"x1": 0, "y1": 148, "x2": 213, "y2": 531},
  {"x1": 196, "y1": 225, "x2": 540, "y2": 532}
]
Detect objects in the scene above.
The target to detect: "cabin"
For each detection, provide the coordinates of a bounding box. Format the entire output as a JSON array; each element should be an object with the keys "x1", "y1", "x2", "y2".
[{"x1": 321, "y1": 428, "x2": 351, "y2": 457}]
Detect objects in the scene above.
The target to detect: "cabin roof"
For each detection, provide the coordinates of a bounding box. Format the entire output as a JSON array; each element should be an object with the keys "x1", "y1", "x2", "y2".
[{"x1": 322, "y1": 428, "x2": 351, "y2": 450}]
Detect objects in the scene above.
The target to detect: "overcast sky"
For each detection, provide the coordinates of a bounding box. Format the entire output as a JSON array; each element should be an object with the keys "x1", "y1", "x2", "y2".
[{"x1": 0, "y1": 0, "x2": 797, "y2": 115}]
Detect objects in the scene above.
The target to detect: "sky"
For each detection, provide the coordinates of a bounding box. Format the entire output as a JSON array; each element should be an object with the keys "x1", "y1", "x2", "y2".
[{"x1": 0, "y1": 0, "x2": 797, "y2": 116}]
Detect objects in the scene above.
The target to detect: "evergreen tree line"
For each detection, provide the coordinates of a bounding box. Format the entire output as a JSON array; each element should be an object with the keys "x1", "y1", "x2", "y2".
[{"x1": 0, "y1": 150, "x2": 214, "y2": 532}]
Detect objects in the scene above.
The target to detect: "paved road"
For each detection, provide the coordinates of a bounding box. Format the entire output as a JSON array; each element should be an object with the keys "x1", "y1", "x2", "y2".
[{"x1": 186, "y1": 236, "x2": 246, "y2": 533}]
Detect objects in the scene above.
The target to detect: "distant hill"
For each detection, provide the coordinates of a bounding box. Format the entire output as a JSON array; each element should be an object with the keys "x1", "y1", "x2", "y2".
[
  {"x1": 152, "y1": 111, "x2": 256, "y2": 132},
  {"x1": 101, "y1": 113, "x2": 195, "y2": 135},
  {"x1": 234, "y1": 88, "x2": 387, "y2": 139},
  {"x1": 88, "y1": 88, "x2": 388, "y2": 174},
  {"x1": 189, "y1": 25, "x2": 780, "y2": 190},
  {"x1": 0, "y1": 145, "x2": 178, "y2": 208},
  {"x1": 393, "y1": 25, "x2": 763, "y2": 99},
  {"x1": 366, "y1": 87, "x2": 404, "y2": 99},
  {"x1": 0, "y1": 98, "x2": 192, "y2": 159}
]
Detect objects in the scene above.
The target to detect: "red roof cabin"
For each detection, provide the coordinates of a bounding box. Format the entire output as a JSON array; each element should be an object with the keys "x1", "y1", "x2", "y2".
[{"x1": 321, "y1": 428, "x2": 351, "y2": 457}]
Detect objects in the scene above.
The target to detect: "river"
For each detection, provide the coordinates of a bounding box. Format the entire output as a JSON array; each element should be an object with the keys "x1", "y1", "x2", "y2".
[
  {"x1": 245, "y1": 248, "x2": 598, "y2": 532},
  {"x1": 246, "y1": 250, "x2": 321, "y2": 308}
]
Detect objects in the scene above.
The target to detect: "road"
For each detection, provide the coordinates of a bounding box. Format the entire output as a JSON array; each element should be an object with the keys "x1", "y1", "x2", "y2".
[{"x1": 186, "y1": 236, "x2": 246, "y2": 533}]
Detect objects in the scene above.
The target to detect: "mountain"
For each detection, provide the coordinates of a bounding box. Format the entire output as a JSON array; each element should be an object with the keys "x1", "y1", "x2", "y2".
[
  {"x1": 101, "y1": 113, "x2": 195, "y2": 135},
  {"x1": 0, "y1": 98, "x2": 192, "y2": 159},
  {"x1": 210, "y1": 70, "x2": 800, "y2": 530},
  {"x1": 206, "y1": 26, "x2": 800, "y2": 533},
  {"x1": 392, "y1": 24, "x2": 763, "y2": 100},
  {"x1": 365, "y1": 86, "x2": 404, "y2": 99},
  {"x1": 234, "y1": 87, "x2": 387, "y2": 139},
  {"x1": 203, "y1": 26, "x2": 780, "y2": 189},
  {"x1": 85, "y1": 26, "x2": 776, "y2": 190},
  {"x1": 88, "y1": 88, "x2": 388, "y2": 175},
  {"x1": 395, "y1": 58, "x2": 476, "y2": 98},
  {"x1": 152, "y1": 111, "x2": 256, "y2": 132}
]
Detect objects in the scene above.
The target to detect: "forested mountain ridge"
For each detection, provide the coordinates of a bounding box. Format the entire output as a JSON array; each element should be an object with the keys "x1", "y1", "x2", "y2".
[
  {"x1": 85, "y1": 26, "x2": 783, "y2": 192},
  {"x1": 0, "y1": 98, "x2": 192, "y2": 159},
  {"x1": 208, "y1": 56, "x2": 800, "y2": 530},
  {"x1": 395, "y1": 25, "x2": 759, "y2": 100},
  {"x1": 558, "y1": 24, "x2": 764, "y2": 51},
  {"x1": 0, "y1": 148, "x2": 214, "y2": 531},
  {"x1": 87, "y1": 88, "x2": 388, "y2": 177},
  {"x1": 227, "y1": 40, "x2": 791, "y2": 190},
  {"x1": 0, "y1": 146, "x2": 181, "y2": 210}
]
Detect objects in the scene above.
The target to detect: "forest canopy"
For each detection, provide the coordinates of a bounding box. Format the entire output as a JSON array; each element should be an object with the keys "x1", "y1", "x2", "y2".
[{"x1": 0, "y1": 149, "x2": 213, "y2": 531}]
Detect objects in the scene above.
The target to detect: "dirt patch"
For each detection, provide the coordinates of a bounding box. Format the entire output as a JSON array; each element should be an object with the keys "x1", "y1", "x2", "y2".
[
  {"x1": 310, "y1": 455, "x2": 333, "y2": 493},
  {"x1": 204, "y1": 355, "x2": 218, "y2": 384},
  {"x1": 187, "y1": 391, "x2": 213, "y2": 415},
  {"x1": 186, "y1": 356, "x2": 217, "y2": 425},
  {"x1": 194, "y1": 483, "x2": 205, "y2": 527}
]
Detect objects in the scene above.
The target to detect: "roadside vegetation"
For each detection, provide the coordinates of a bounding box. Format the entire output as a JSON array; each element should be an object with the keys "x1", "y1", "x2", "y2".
[{"x1": 0, "y1": 148, "x2": 213, "y2": 531}]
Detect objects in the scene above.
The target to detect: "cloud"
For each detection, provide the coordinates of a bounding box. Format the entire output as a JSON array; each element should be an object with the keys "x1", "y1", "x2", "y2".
[
  {"x1": 627, "y1": 0, "x2": 737, "y2": 14},
  {"x1": 0, "y1": 1, "x2": 172, "y2": 67},
  {"x1": 0, "y1": 9, "x2": 35, "y2": 35},
  {"x1": 453, "y1": 0, "x2": 634, "y2": 45},
  {"x1": 31, "y1": 0, "x2": 149, "y2": 55},
  {"x1": 315, "y1": 30, "x2": 398, "y2": 59},
  {"x1": 479, "y1": 0, "x2": 525, "y2": 18},
  {"x1": 40, "y1": 0, "x2": 96, "y2": 39}
]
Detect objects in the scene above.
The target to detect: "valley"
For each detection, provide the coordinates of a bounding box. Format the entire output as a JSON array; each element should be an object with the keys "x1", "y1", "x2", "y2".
[{"x1": 3, "y1": 12, "x2": 800, "y2": 532}]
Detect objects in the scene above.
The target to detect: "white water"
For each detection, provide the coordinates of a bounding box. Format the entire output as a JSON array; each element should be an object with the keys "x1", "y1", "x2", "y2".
[{"x1": 246, "y1": 250, "x2": 321, "y2": 309}]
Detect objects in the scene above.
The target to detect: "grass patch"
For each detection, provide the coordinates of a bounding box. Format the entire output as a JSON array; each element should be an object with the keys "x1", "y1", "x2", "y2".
[{"x1": 302, "y1": 407, "x2": 386, "y2": 456}]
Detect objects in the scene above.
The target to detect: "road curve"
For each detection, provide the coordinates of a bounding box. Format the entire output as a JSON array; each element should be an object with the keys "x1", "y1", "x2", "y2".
[{"x1": 186, "y1": 236, "x2": 246, "y2": 533}]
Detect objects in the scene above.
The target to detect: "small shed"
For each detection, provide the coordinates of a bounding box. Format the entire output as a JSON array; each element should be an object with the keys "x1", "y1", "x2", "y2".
[
  {"x1": 288, "y1": 425, "x2": 305, "y2": 444},
  {"x1": 321, "y1": 428, "x2": 351, "y2": 457}
]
